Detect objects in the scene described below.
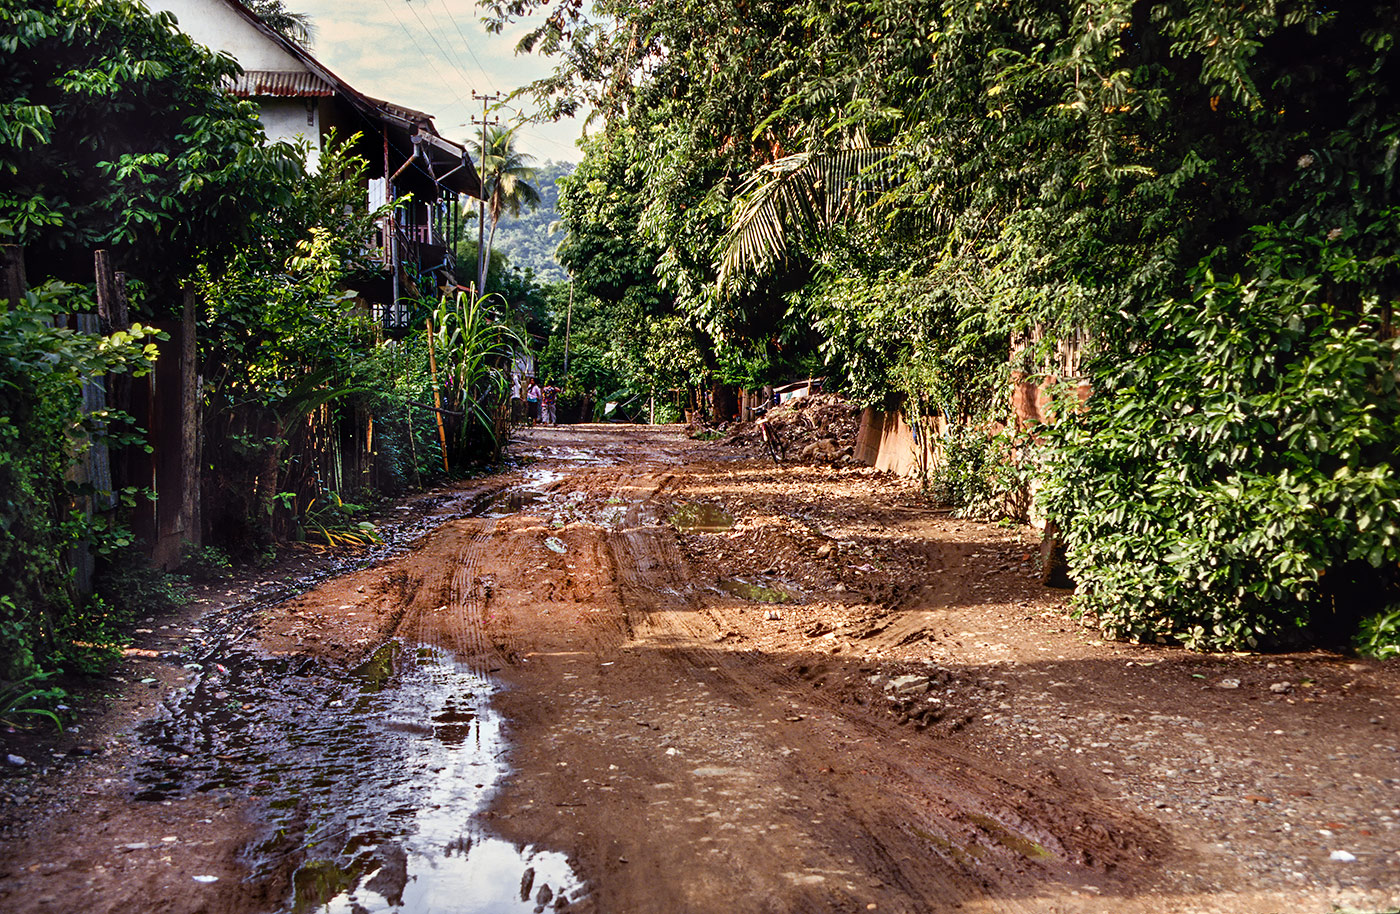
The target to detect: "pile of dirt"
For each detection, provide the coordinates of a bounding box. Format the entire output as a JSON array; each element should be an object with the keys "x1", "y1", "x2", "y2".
[{"x1": 719, "y1": 392, "x2": 862, "y2": 463}]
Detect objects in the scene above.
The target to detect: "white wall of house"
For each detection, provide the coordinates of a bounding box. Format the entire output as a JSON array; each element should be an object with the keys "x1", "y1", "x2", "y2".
[
  {"x1": 259, "y1": 98, "x2": 323, "y2": 170},
  {"x1": 143, "y1": 0, "x2": 303, "y2": 70},
  {"x1": 142, "y1": 0, "x2": 325, "y2": 169}
]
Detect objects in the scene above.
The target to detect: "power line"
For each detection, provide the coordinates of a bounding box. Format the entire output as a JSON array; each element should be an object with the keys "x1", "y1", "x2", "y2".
[
  {"x1": 513, "y1": 125, "x2": 580, "y2": 159},
  {"x1": 432, "y1": 0, "x2": 499, "y2": 94},
  {"x1": 376, "y1": 0, "x2": 472, "y2": 110},
  {"x1": 402, "y1": 0, "x2": 486, "y2": 101}
]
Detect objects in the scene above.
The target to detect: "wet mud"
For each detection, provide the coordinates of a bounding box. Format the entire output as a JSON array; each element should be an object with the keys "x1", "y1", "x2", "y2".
[{"x1": 1, "y1": 425, "x2": 1397, "y2": 914}]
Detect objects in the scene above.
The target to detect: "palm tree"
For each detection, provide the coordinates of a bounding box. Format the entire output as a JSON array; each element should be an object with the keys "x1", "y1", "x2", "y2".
[
  {"x1": 245, "y1": 0, "x2": 315, "y2": 45},
  {"x1": 716, "y1": 143, "x2": 900, "y2": 293},
  {"x1": 468, "y1": 124, "x2": 542, "y2": 294}
]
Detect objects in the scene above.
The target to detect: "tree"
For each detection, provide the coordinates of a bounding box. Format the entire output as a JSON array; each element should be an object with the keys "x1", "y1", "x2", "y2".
[
  {"x1": 244, "y1": 0, "x2": 314, "y2": 44},
  {"x1": 0, "y1": 0, "x2": 299, "y2": 675},
  {"x1": 490, "y1": 0, "x2": 1400, "y2": 649},
  {"x1": 468, "y1": 124, "x2": 541, "y2": 297},
  {"x1": 487, "y1": 160, "x2": 573, "y2": 283},
  {"x1": 0, "y1": 0, "x2": 296, "y2": 304}
]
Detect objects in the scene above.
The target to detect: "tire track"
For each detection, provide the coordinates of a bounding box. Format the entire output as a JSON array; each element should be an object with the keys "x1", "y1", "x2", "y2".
[
  {"x1": 592, "y1": 459, "x2": 1162, "y2": 909},
  {"x1": 392, "y1": 518, "x2": 497, "y2": 672}
]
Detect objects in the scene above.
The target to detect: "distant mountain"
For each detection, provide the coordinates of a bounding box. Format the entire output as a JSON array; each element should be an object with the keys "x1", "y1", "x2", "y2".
[{"x1": 489, "y1": 160, "x2": 573, "y2": 284}]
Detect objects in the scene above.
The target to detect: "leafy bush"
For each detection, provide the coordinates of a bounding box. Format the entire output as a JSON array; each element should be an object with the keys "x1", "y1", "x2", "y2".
[
  {"x1": 1041, "y1": 236, "x2": 1400, "y2": 650},
  {"x1": 0, "y1": 283, "x2": 157, "y2": 676},
  {"x1": 53, "y1": 595, "x2": 129, "y2": 675},
  {"x1": 931, "y1": 426, "x2": 1031, "y2": 523},
  {"x1": 297, "y1": 492, "x2": 382, "y2": 549},
  {"x1": 95, "y1": 546, "x2": 189, "y2": 618},
  {"x1": 177, "y1": 543, "x2": 234, "y2": 582},
  {"x1": 1355, "y1": 606, "x2": 1400, "y2": 661},
  {"x1": 0, "y1": 669, "x2": 67, "y2": 731}
]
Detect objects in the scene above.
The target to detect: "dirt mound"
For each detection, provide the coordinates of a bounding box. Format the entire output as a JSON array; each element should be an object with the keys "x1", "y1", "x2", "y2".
[{"x1": 720, "y1": 392, "x2": 862, "y2": 463}]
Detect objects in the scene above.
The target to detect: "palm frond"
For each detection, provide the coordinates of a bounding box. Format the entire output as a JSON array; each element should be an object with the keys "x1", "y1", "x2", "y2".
[{"x1": 717, "y1": 145, "x2": 900, "y2": 291}]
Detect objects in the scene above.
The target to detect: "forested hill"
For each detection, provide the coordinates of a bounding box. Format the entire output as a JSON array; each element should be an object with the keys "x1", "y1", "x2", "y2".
[{"x1": 490, "y1": 159, "x2": 574, "y2": 284}]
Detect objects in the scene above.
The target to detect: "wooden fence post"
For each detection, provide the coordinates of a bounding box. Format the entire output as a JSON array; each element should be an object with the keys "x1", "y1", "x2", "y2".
[
  {"x1": 177, "y1": 285, "x2": 201, "y2": 552},
  {"x1": 2, "y1": 244, "x2": 26, "y2": 307}
]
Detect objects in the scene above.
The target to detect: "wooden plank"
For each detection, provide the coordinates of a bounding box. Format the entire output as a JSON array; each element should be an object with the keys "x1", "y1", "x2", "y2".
[
  {"x1": 2, "y1": 244, "x2": 26, "y2": 307},
  {"x1": 177, "y1": 286, "x2": 201, "y2": 552},
  {"x1": 94, "y1": 249, "x2": 117, "y2": 332},
  {"x1": 150, "y1": 293, "x2": 201, "y2": 569}
]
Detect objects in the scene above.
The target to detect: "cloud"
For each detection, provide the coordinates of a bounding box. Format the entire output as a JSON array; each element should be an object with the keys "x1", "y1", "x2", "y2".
[{"x1": 289, "y1": 0, "x2": 585, "y2": 158}]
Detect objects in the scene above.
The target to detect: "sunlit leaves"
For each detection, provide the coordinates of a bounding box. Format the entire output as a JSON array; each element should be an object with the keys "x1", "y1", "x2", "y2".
[{"x1": 1041, "y1": 222, "x2": 1400, "y2": 650}]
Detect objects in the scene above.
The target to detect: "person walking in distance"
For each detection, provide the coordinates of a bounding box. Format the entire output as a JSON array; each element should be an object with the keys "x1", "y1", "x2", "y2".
[
  {"x1": 541, "y1": 380, "x2": 561, "y2": 426},
  {"x1": 526, "y1": 377, "x2": 542, "y2": 426}
]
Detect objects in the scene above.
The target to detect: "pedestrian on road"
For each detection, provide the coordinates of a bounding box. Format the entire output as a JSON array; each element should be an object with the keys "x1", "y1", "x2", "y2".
[
  {"x1": 526, "y1": 378, "x2": 541, "y2": 426},
  {"x1": 542, "y1": 381, "x2": 561, "y2": 426}
]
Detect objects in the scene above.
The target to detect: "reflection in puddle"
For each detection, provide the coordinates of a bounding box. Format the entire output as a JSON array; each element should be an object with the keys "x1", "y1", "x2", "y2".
[
  {"x1": 133, "y1": 645, "x2": 584, "y2": 913},
  {"x1": 484, "y1": 488, "x2": 547, "y2": 518},
  {"x1": 293, "y1": 647, "x2": 583, "y2": 913},
  {"x1": 670, "y1": 503, "x2": 734, "y2": 533}
]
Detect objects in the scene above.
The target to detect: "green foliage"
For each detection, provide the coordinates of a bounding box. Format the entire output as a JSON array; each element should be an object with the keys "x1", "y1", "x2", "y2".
[
  {"x1": 0, "y1": 666, "x2": 67, "y2": 731},
  {"x1": 488, "y1": 160, "x2": 573, "y2": 283},
  {"x1": 297, "y1": 492, "x2": 381, "y2": 548},
  {"x1": 94, "y1": 546, "x2": 189, "y2": 619},
  {"x1": 932, "y1": 427, "x2": 1031, "y2": 523},
  {"x1": 1355, "y1": 605, "x2": 1400, "y2": 662},
  {"x1": 1041, "y1": 230, "x2": 1400, "y2": 650},
  {"x1": 431, "y1": 291, "x2": 524, "y2": 452},
  {"x1": 242, "y1": 0, "x2": 314, "y2": 44},
  {"x1": 53, "y1": 595, "x2": 127, "y2": 674},
  {"x1": 0, "y1": 282, "x2": 157, "y2": 677},
  {"x1": 494, "y1": 0, "x2": 1400, "y2": 650},
  {"x1": 0, "y1": 0, "x2": 295, "y2": 297},
  {"x1": 469, "y1": 124, "x2": 543, "y2": 295},
  {"x1": 197, "y1": 134, "x2": 392, "y2": 549},
  {"x1": 178, "y1": 544, "x2": 234, "y2": 582}
]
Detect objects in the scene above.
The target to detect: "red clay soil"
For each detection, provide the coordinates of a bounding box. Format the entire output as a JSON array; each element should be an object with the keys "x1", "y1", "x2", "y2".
[{"x1": 1, "y1": 424, "x2": 1396, "y2": 914}]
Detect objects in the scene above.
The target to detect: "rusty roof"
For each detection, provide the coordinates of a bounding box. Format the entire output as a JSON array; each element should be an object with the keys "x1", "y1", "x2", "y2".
[{"x1": 228, "y1": 70, "x2": 334, "y2": 98}]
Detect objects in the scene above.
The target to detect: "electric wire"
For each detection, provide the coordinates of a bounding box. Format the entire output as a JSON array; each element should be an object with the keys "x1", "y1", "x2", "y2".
[
  {"x1": 376, "y1": 0, "x2": 472, "y2": 110},
  {"x1": 402, "y1": 0, "x2": 487, "y2": 102},
  {"x1": 432, "y1": 0, "x2": 499, "y2": 93}
]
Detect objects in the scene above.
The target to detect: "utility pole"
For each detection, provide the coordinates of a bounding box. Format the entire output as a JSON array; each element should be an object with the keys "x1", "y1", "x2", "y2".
[{"x1": 470, "y1": 91, "x2": 503, "y2": 298}]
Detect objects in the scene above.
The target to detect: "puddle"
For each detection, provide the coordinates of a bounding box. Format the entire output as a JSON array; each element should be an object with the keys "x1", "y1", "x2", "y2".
[
  {"x1": 126, "y1": 448, "x2": 618, "y2": 910},
  {"x1": 670, "y1": 503, "x2": 734, "y2": 534},
  {"x1": 134, "y1": 642, "x2": 584, "y2": 912},
  {"x1": 483, "y1": 488, "x2": 547, "y2": 518},
  {"x1": 532, "y1": 446, "x2": 615, "y2": 465},
  {"x1": 717, "y1": 579, "x2": 790, "y2": 604}
]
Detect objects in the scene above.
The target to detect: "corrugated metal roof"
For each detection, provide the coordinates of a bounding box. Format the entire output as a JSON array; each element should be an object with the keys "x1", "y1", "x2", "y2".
[{"x1": 228, "y1": 70, "x2": 334, "y2": 97}]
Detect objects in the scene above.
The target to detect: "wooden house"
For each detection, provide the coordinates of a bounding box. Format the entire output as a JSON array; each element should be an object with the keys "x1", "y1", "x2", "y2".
[{"x1": 145, "y1": 0, "x2": 482, "y2": 328}]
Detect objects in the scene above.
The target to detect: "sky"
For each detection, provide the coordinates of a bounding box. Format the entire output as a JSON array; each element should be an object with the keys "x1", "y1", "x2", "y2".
[{"x1": 290, "y1": 0, "x2": 586, "y2": 163}]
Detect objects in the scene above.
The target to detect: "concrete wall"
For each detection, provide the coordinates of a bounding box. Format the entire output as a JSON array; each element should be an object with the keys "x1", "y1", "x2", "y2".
[
  {"x1": 144, "y1": 0, "x2": 303, "y2": 70},
  {"x1": 853, "y1": 407, "x2": 937, "y2": 478}
]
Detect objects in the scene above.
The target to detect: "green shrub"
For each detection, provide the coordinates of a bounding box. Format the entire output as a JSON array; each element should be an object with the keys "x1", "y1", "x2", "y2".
[
  {"x1": 97, "y1": 546, "x2": 189, "y2": 612},
  {"x1": 1355, "y1": 605, "x2": 1400, "y2": 661},
  {"x1": 177, "y1": 543, "x2": 235, "y2": 582},
  {"x1": 0, "y1": 670, "x2": 67, "y2": 731},
  {"x1": 0, "y1": 283, "x2": 157, "y2": 676},
  {"x1": 1041, "y1": 236, "x2": 1400, "y2": 650},
  {"x1": 932, "y1": 426, "x2": 1031, "y2": 522},
  {"x1": 53, "y1": 595, "x2": 129, "y2": 675}
]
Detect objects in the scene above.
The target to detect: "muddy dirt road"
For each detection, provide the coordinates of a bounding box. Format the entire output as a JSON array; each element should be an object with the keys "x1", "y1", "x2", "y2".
[{"x1": 2, "y1": 425, "x2": 1397, "y2": 913}]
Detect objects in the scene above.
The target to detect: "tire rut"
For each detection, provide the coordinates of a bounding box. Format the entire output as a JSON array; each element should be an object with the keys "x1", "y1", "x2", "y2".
[{"x1": 593, "y1": 462, "x2": 1165, "y2": 908}]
